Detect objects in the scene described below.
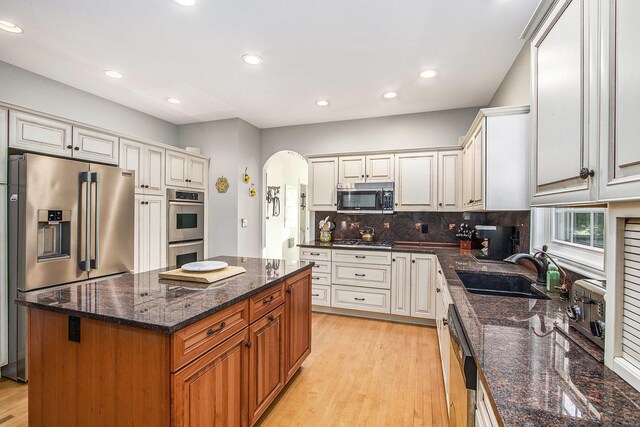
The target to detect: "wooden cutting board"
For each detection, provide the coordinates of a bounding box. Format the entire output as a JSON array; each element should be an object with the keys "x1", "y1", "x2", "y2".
[{"x1": 158, "y1": 266, "x2": 247, "y2": 284}]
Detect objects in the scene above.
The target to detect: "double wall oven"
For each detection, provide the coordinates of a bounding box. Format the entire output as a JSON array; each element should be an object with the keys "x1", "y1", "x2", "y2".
[{"x1": 167, "y1": 189, "x2": 205, "y2": 267}]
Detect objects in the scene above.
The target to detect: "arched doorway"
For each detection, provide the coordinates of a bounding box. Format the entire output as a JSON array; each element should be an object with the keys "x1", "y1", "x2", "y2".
[{"x1": 262, "y1": 151, "x2": 309, "y2": 261}]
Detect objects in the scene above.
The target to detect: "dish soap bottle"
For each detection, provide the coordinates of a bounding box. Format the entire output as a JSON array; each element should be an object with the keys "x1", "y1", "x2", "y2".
[{"x1": 546, "y1": 264, "x2": 560, "y2": 293}]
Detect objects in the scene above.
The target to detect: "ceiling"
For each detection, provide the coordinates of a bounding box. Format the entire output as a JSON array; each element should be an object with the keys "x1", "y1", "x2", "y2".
[{"x1": 0, "y1": 0, "x2": 539, "y2": 129}]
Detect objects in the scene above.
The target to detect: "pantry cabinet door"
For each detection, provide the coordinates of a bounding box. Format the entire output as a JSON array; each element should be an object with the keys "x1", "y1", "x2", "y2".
[
  {"x1": 120, "y1": 139, "x2": 144, "y2": 193},
  {"x1": 599, "y1": 0, "x2": 640, "y2": 201},
  {"x1": 144, "y1": 145, "x2": 165, "y2": 195},
  {"x1": 366, "y1": 154, "x2": 395, "y2": 183},
  {"x1": 438, "y1": 150, "x2": 462, "y2": 211},
  {"x1": 339, "y1": 155, "x2": 366, "y2": 183},
  {"x1": 146, "y1": 196, "x2": 166, "y2": 271},
  {"x1": 531, "y1": 0, "x2": 595, "y2": 205},
  {"x1": 394, "y1": 152, "x2": 437, "y2": 211},
  {"x1": 309, "y1": 157, "x2": 338, "y2": 211}
]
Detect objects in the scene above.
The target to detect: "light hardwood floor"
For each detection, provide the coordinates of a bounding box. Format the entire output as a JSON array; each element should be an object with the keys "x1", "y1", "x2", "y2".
[{"x1": 0, "y1": 313, "x2": 448, "y2": 426}]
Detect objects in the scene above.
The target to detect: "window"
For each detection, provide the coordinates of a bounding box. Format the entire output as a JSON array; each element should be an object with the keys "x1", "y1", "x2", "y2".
[
  {"x1": 553, "y1": 208, "x2": 605, "y2": 249},
  {"x1": 531, "y1": 207, "x2": 606, "y2": 278}
]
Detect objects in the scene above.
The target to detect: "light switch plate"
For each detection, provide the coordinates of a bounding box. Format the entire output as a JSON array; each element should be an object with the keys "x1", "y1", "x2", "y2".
[{"x1": 241, "y1": 218, "x2": 248, "y2": 228}]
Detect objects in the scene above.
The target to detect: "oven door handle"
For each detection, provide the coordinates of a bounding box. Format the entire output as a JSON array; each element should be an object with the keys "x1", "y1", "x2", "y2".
[{"x1": 169, "y1": 201, "x2": 205, "y2": 207}]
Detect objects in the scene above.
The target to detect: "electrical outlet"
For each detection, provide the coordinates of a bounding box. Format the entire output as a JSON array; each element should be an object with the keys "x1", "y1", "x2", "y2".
[
  {"x1": 421, "y1": 224, "x2": 429, "y2": 234},
  {"x1": 415, "y1": 223, "x2": 422, "y2": 231},
  {"x1": 383, "y1": 222, "x2": 390, "y2": 229},
  {"x1": 449, "y1": 223, "x2": 457, "y2": 231}
]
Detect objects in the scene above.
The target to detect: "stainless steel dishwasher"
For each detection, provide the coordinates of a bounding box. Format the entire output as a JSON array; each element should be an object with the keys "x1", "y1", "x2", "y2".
[{"x1": 448, "y1": 304, "x2": 477, "y2": 427}]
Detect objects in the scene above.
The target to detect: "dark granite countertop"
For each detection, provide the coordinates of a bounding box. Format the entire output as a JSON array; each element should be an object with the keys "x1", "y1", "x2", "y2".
[
  {"x1": 16, "y1": 256, "x2": 312, "y2": 334},
  {"x1": 299, "y1": 241, "x2": 640, "y2": 426}
]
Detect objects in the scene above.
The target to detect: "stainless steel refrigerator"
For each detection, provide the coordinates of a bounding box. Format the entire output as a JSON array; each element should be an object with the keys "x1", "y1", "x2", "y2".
[{"x1": 2, "y1": 153, "x2": 134, "y2": 381}]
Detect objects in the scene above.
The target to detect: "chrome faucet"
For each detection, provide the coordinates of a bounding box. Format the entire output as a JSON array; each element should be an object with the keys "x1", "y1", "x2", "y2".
[{"x1": 504, "y1": 251, "x2": 550, "y2": 284}]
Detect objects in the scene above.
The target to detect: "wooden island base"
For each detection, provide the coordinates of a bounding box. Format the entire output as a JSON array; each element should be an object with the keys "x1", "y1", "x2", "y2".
[{"x1": 27, "y1": 269, "x2": 312, "y2": 427}]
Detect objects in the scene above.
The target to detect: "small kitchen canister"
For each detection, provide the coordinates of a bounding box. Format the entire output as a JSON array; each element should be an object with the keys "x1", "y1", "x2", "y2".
[{"x1": 319, "y1": 230, "x2": 332, "y2": 242}]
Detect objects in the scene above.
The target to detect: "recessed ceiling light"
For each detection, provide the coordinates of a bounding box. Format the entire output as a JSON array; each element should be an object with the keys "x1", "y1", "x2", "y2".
[
  {"x1": 315, "y1": 100, "x2": 330, "y2": 107},
  {"x1": 382, "y1": 91, "x2": 398, "y2": 99},
  {"x1": 166, "y1": 97, "x2": 181, "y2": 104},
  {"x1": 104, "y1": 70, "x2": 124, "y2": 79},
  {"x1": 0, "y1": 20, "x2": 24, "y2": 34},
  {"x1": 171, "y1": 0, "x2": 196, "y2": 6},
  {"x1": 242, "y1": 54, "x2": 263, "y2": 65},
  {"x1": 419, "y1": 69, "x2": 438, "y2": 79}
]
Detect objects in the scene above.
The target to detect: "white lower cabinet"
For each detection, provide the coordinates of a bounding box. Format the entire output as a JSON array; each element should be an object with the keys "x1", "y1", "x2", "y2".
[
  {"x1": 410, "y1": 254, "x2": 437, "y2": 319},
  {"x1": 332, "y1": 285, "x2": 391, "y2": 314},
  {"x1": 390, "y1": 252, "x2": 412, "y2": 316},
  {"x1": 134, "y1": 195, "x2": 166, "y2": 273},
  {"x1": 476, "y1": 378, "x2": 500, "y2": 427},
  {"x1": 435, "y1": 266, "x2": 452, "y2": 408},
  {"x1": 332, "y1": 262, "x2": 391, "y2": 289},
  {"x1": 311, "y1": 284, "x2": 331, "y2": 307}
]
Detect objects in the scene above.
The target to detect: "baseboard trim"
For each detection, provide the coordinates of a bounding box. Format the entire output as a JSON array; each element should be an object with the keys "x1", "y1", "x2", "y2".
[{"x1": 312, "y1": 306, "x2": 436, "y2": 327}]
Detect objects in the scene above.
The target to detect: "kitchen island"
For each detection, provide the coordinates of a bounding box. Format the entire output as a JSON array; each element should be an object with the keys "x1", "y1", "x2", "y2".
[{"x1": 16, "y1": 256, "x2": 313, "y2": 427}]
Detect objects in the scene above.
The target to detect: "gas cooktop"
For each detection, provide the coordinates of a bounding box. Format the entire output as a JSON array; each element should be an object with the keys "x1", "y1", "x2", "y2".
[{"x1": 332, "y1": 240, "x2": 395, "y2": 249}]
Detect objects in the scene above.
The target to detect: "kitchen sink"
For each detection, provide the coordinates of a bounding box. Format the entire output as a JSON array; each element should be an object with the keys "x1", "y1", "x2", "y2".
[{"x1": 455, "y1": 271, "x2": 550, "y2": 300}]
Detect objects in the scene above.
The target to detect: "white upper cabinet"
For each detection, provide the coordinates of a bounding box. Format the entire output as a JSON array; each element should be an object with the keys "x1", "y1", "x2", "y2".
[
  {"x1": 531, "y1": 0, "x2": 597, "y2": 205},
  {"x1": 166, "y1": 150, "x2": 188, "y2": 187},
  {"x1": 365, "y1": 154, "x2": 394, "y2": 183},
  {"x1": 394, "y1": 152, "x2": 437, "y2": 211},
  {"x1": 187, "y1": 156, "x2": 206, "y2": 189},
  {"x1": 72, "y1": 127, "x2": 119, "y2": 164},
  {"x1": 462, "y1": 106, "x2": 530, "y2": 211},
  {"x1": 438, "y1": 150, "x2": 462, "y2": 211},
  {"x1": 165, "y1": 150, "x2": 206, "y2": 189},
  {"x1": 120, "y1": 139, "x2": 165, "y2": 195},
  {"x1": 9, "y1": 110, "x2": 72, "y2": 157},
  {"x1": 338, "y1": 154, "x2": 394, "y2": 183},
  {"x1": 0, "y1": 108, "x2": 7, "y2": 184},
  {"x1": 309, "y1": 157, "x2": 339, "y2": 211},
  {"x1": 338, "y1": 155, "x2": 366, "y2": 182},
  {"x1": 599, "y1": 0, "x2": 640, "y2": 201}
]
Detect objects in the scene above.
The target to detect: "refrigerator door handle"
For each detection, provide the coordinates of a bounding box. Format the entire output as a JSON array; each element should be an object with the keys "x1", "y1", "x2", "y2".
[
  {"x1": 91, "y1": 172, "x2": 100, "y2": 270},
  {"x1": 79, "y1": 171, "x2": 92, "y2": 272}
]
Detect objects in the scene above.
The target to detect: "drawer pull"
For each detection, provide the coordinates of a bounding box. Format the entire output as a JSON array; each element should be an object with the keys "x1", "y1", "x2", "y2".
[
  {"x1": 313, "y1": 265, "x2": 321, "y2": 268},
  {"x1": 436, "y1": 288, "x2": 441, "y2": 293},
  {"x1": 354, "y1": 297, "x2": 366, "y2": 301},
  {"x1": 268, "y1": 315, "x2": 275, "y2": 322},
  {"x1": 438, "y1": 270, "x2": 442, "y2": 275},
  {"x1": 263, "y1": 295, "x2": 275, "y2": 304},
  {"x1": 355, "y1": 255, "x2": 366, "y2": 259},
  {"x1": 355, "y1": 273, "x2": 366, "y2": 277},
  {"x1": 310, "y1": 252, "x2": 321, "y2": 256},
  {"x1": 312, "y1": 293, "x2": 320, "y2": 297},
  {"x1": 312, "y1": 277, "x2": 320, "y2": 280},
  {"x1": 207, "y1": 322, "x2": 226, "y2": 336}
]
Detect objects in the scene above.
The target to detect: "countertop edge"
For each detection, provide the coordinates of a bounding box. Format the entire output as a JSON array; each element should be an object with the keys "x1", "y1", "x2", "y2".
[{"x1": 17, "y1": 263, "x2": 313, "y2": 334}]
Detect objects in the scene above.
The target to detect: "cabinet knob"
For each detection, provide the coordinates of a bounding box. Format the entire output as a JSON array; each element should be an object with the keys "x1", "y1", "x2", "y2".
[
  {"x1": 74, "y1": 146, "x2": 80, "y2": 151},
  {"x1": 245, "y1": 341, "x2": 252, "y2": 349},
  {"x1": 66, "y1": 145, "x2": 72, "y2": 149},
  {"x1": 286, "y1": 288, "x2": 292, "y2": 294},
  {"x1": 361, "y1": 175, "x2": 365, "y2": 178},
  {"x1": 442, "y1": 318, "x2": 448, "y2": 326},
  {"x1": 468, "y1": 199, "x2": 474, "y2": 204},
  {"x1": 366, "y1": 174, "x2": 369, "y2": 178},
  {"x1": 436, "y1": 288, "x2": 441, "y2": 293},
  {"x1": 392, "y1": 258, "x2": 396, "y2": 262},
  {"x1": 438, "y1": 203, "x2": 443, "y2": 207},
  {"x1": 334, "y1": 203, "x2": 337, "y2": 206},
  {"x1": 412, "y1": 260, "x2": 416, "y2": 264},
  {"x1": 268, "y1": 315, "x2": 275, "y2": 322},
  {"x1": 579, "y1": 168, "x2": 595, "y2": 180},
  {"x1": 395, "y1": 203, "x2": 398, "y2": 206}
]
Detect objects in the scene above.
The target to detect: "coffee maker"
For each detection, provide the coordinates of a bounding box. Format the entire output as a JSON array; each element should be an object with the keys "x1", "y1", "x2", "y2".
[{"x1": 474, "y1": 225, "x2": 518, "y2": 261}]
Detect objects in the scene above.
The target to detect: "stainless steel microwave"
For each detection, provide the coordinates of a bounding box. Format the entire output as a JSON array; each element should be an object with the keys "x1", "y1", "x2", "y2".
[{"x1": 336, "y1": 182, "x2": 394, "y2": 214}]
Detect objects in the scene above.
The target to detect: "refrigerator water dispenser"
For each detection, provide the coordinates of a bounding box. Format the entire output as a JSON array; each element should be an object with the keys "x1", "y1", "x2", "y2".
[{"x1": 37, "y1": 209, "x2": 71, "y2": 261}]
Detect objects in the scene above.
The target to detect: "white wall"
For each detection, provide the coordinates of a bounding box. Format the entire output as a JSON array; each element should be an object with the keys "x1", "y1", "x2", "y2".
[
  {"x1": 488, "y1": 45, "x2": 531, "y2": 108},
  {"x1": 263, "y1": 152, "x2": 308, "y2": 261},
  {"x1": 177, "y1": 118, "x2": 262, "y2": 258},
  {"x1": 0, "y1": 61, "x2": 178, "y2": 146},
  {"x1": 259, "y1": 107, "x2": 480, "y2": 166}
]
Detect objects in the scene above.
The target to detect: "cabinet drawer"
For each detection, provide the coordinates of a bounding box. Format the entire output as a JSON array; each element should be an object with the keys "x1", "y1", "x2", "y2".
[
  {"x1": 332, "y1": 285, "x2": 390, "y2": 314},
  {"x1": 299, "y1": 247, "x2": 332, "y2": 262},
  {"x1": 171, "y1": 300, "x2": 248, "y2": 372},
  {"x1": 332, "y1": 262, "x2": 391, "y2": 289},
  {"x1": 249, "y1": 282, "x2": 285, "y2": 322},
  {"x1": 311, "y1": 285, "x2": 331, "y2": 307},
  {"x1": 310, "y1": 260, "x2": 331, "y2": 274},
  {"x1": 332, "y1": 249, "x2": 391, "y2": 265},
  {"x1": 310, "y1": 272, "x2": 331, "y2": 286}
]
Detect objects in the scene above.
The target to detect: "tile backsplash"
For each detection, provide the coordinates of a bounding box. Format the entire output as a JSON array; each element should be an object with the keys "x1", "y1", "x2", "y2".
[{"x1": 314, "y1": 210, "x2": 531, "y2": 253}]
